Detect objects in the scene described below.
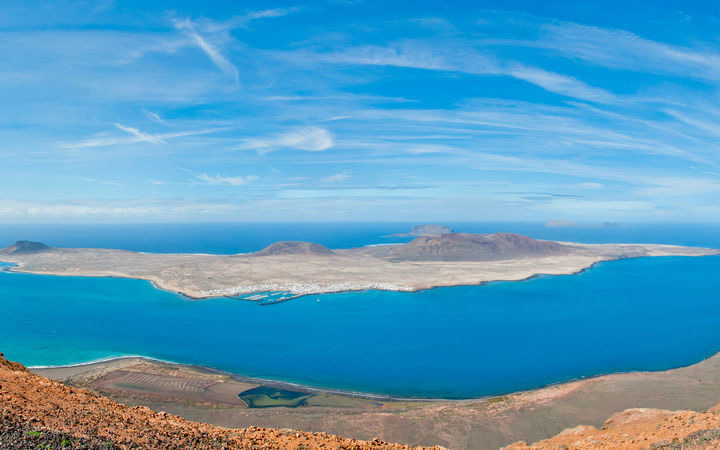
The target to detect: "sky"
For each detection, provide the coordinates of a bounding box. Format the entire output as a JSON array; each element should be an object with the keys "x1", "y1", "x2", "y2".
[{"x1": 2, "y1": 0, "x2": 720, "y2": 223}]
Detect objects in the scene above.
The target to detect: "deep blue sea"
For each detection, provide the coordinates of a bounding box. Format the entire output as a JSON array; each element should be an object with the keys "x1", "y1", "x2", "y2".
[{"x1": 1, "y1": 223, "x2": 719, "y2": 398}]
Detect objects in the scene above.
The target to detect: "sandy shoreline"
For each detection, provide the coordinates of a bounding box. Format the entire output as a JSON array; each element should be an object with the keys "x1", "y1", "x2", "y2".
[
  {"x1": 31, "y1": 349, "x2": 720, "y2": 449},
  {"x1": 31, "y1": 355, "x2": 438, "y2": 402},
  {"x1": 30, "y1": 339, "x2": 720, "y2": 403}
]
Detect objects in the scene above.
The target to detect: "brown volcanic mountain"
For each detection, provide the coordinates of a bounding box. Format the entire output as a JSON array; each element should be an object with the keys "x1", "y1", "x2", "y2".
[
  {"x1": 0, "y1": 353, "x2": 428, "y2": 449},
  {"x1": 1, "y1": 241, "x2": 53, "y2": 256},
  {"x1": 252, "y1": 241, "x2": 336, "y2": 257},
  {"x1": 386, "y1": 233, "x2": 571, "y2": 261}
]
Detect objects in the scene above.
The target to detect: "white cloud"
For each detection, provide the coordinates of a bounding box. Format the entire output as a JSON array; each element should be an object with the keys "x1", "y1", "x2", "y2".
[
  {"x1": 578, "y1": 182, "x2": 604, "y2": 189},
  {"x1": 63, "y1": 126, "x2": 226, "y2": 149},
  {"x1": 174, "y1": 19, "x2": 239, "y2": 83},
  {"x1": 114, "y1": 123, "x2": 166, "y2": 144},
  {"x1": 200, "y1": 8, "x2": 300, "y2": 32},
  {"x1": 506, "y1": 64, "x2": 616, "y2": 104},
  {"x1": 323, "y1": 171, "x2": 352, "y2": 182},
  {"x1": 538, "y1": 22, "x2": 720, "y2": 81},
  {"x1": 242, "y1": 126, "x2": 334, "y2": 152},
  {"x1": 304, "y1": 42, "x2": 617, "y2": 103},
  {"x1": 0, "y1": 199, "x2": 238, "y2": 218},
  {"x1": 142, "y1": 109, "x2": 165, "y2": 123},
  {"x1": 195, "y1": 173, "x2": 258, "y2": 186}
]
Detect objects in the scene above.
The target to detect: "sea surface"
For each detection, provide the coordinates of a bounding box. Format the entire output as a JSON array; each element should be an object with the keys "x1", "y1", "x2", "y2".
[
  {"x1": 1, "y1": 223, "x2": 720, "y2": 398},
  {"x1": 1, "y1": 222, "x2": 719, "y2": 254}
]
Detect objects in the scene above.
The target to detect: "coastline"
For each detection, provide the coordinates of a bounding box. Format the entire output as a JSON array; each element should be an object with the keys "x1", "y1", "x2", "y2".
[
  {"x1": 30, "y1": 354, "x2": 453, "y2": 402},
  {"x1": 6, "y1": 252, "x2": 718, "y2": 300},
  {"x1": 2, "y1": 239, "x2": 717, "y2": 300},
  {"x1": 30, "y1": 348, "x2": 720, "y2": 448},
  {"x1": 30, "y1": 342, "x2": 720, "y2": 403}
]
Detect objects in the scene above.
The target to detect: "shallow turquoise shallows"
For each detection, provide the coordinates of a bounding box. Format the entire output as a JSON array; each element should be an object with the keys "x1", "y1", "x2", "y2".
[{"x1": 1, "y1": 256, "x2": 720, "y2": 398}]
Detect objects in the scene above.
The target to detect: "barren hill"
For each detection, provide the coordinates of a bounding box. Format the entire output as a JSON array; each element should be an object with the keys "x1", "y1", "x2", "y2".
[
  {"x1": 0, "y1": 352, "x2": 428, "y2": 449},
  {"x1": 1, "y1": 241, "x2": 53, "y2": 256},
  {"x1": 385, "y1": 233, "x2": 570, "y2": 261},
  {"x1": 505, "y1": 402, "x2": 720, "y2": 449},
  {"x1": 252, "y1": 241, "x2": 335, "y2": 257}
]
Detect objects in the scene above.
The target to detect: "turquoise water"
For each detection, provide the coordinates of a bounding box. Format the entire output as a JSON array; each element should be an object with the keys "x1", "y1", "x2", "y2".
[{"x1": 2, "y1": 255, "x2": 720, "y2": 398}]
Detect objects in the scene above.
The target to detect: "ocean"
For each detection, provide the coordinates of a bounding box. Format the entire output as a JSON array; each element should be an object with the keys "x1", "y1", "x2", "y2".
[
  {"x1": 1, "y1": 222, "x2": 718, "y2": 254},
  {"x1": 1, "y1": 222, "x2": 719, "y2": 398}
]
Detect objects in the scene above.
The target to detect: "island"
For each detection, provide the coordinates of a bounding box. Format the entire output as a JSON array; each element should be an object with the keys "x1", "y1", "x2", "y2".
[
  {"x1": 1, "y1": 231, "x2": 717, "y2": 299},
  {"x1": 389, "y1": 224, "x2": 454, "y2": 236}
]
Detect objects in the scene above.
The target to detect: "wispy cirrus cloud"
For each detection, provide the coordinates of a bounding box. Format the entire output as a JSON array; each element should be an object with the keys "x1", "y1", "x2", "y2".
[
  {"x1": 142, "y1": 109, "x2": 166, "y2": 124},
  {"x1": 114, "y1": 123, "x2": 166, "y2": 144},
  {"x1": 537, "y1": 22, "x2": 720, "y2": 81},
  {"x1": 201, "y1": 8, "x2": 300, "y2": 32},
  {"x1": 173, "y1": 19, "x2": 240, "y2": 83},
  {"x1": 292, "y1": 41, "x2": 618, "y2": 103},
  {"x1": 240, "y1": 126, "x2": 334, "y2": 152},
  {"x1": 63, "y1": 125, "x2": 226, "y2": 149},
  {"x1": 323, "y1": 171, "x2": 352, "y2": 182},
  {"x1": 169, "y1": 8, "x2": 299, "y2": 83},
  {"x1": 195, "y1": 173, "x2": 258, "y2": 186}
]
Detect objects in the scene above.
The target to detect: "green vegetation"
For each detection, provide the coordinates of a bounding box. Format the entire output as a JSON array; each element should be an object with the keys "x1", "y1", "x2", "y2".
[
  {"x1": 486, "y1": 395, "x2": 509, "y2": 404},
  {"x1": 25, "y1": 430, "x2": 42, "y2": 437},
  {"x1": 237, "y1": 386, "x2": 314, "y2": 408}
]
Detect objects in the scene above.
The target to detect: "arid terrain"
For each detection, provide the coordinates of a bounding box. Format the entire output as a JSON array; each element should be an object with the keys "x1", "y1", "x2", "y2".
[
  {"x1": 1, "y1": 233, "x2": 716, "y2": 298},
  {"x1": 32, "y1": 351, "x2": 720, "y2": 449},
  {"x1": 0, "y1": 352, "x2": 431, "y2": 449}
]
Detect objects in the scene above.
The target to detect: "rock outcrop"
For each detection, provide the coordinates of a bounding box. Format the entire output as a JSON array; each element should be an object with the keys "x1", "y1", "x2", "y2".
[
  {"x1": 386, "y1": 233, "x2": 571, "y2": 261},
  {"x1": 252, "y1": 241, "x2": 336, "y2": 257},
  {"x1": 505, "y1": 403, "x2": 720, "y2": 449},
  {"x1": 1, "y1": 241, "x2": 53, "y2": 255},
  {"x1": 0, "y1": 352, "x2": 429, "y2": 449}
]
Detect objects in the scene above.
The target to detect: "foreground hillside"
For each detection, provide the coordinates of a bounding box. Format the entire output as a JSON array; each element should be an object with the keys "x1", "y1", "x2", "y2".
[{"x1": 0, "y1": 353, "x2": 426, "y2": 449}]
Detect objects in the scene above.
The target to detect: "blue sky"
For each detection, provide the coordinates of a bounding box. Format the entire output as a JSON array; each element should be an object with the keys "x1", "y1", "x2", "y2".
[{"x1": 2, "y1": 0, "x2": 720, "y2": 223}]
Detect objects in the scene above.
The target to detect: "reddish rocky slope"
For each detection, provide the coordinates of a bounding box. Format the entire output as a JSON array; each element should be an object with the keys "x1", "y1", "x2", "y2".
[{"x1": 505, "y1": 402, "x2": 720, "y2": 449}]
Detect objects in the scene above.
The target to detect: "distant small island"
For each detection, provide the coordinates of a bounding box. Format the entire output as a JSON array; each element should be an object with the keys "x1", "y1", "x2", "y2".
[
  {"x1": 545, "y1": 220, "x2": 621, "y2": 228},
  {"x1": 389, "y1": 224, "x2": 454, "y2": 237},
  {"x1": 2, "y1": 226, "x2": 717, "y2": 299}
]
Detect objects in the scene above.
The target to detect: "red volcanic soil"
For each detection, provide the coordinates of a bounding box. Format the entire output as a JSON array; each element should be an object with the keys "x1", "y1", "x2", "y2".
[
  {"x1": 505, "y1": 403, "x2": 720, "y2": 449},
  {"x1": 0, "y1": 353, "x2": 433, "y2": 449}
]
